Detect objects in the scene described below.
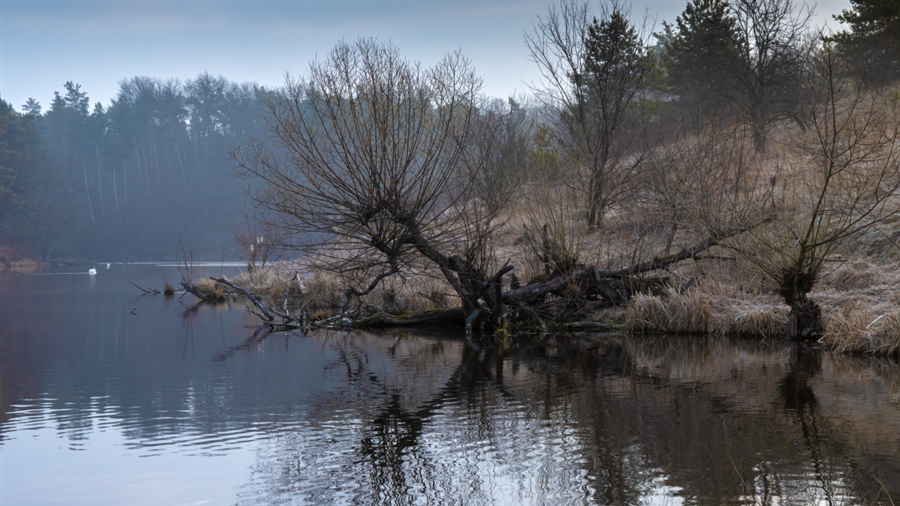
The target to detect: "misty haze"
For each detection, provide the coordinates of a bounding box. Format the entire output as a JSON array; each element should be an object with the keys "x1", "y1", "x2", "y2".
[{"x1": 2, "y1": 0, "x2": 899, "y2": 504}]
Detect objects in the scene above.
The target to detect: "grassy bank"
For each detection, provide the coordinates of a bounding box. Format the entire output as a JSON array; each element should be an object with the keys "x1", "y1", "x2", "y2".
[{"x1": 186, "y1": 237, "x2": 898, "y2": 356}]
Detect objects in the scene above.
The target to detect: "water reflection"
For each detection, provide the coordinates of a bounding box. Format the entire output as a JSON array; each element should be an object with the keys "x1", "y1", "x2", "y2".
[
  {"x1": 1, "y1": 266, "x2": 899, "y2": 505},
  {"x1": 779, "y1": 343, "x2": 821, "y2": 413},
  {"x1": 237, "y1": 334, "x2": 900, "y2": 506}
]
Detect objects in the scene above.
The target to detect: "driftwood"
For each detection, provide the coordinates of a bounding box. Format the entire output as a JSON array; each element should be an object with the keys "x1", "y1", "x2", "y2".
[
  {"x1": 180, "y1": 281, "x2": 223, "y2": 302},
  {"x1": 129, "y1": 281, "x2": 160, "y2": 295}
]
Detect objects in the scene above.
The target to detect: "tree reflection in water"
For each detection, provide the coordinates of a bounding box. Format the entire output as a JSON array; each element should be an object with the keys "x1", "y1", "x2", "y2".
[{"x1": 236, "y1": 332, "x2": 900, "y2": 506}]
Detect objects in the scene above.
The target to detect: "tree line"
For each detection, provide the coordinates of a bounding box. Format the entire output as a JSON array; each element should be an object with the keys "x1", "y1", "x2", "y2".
[{"x1": 1, "y1": 74, "x2": 276, "y2": 261}]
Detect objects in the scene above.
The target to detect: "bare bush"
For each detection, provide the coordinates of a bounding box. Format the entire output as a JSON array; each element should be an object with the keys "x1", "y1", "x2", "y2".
[
  {"x1": 463, "y1": 98, "x2": 533, "y2": 215},
  {"x1": 639, "y1": 121, "x2": 770, "y2": 260},
  {"x1": 521, "y1": 168, "x2": 589, "y2": 278},
  {"x1": 732, "y1": 43, "x2": 900, "y2": 339},
  {"x1": 526, "y1": 0, "x2": 651, "y2": 228},
  {"x1": 239, "y1": 39, "x2": 511, "y2": 329}
]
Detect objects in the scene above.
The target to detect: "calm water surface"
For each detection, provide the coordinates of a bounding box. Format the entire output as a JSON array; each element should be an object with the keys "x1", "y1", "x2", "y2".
[{"x1": 1, "y1": 264, "x2": 899, "y2": 505}]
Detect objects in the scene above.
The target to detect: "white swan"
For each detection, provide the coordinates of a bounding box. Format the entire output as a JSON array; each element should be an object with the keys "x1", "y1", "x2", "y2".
[
  {"x1": 106, "y1": 263, "x2": 110, "y2": 269},
  {"x1": 88, "y1": 268, "x2": 97, "y2": 276}
]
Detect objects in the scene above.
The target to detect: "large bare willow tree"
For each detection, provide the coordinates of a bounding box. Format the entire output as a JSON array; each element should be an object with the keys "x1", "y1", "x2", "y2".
[
  {"x1": 735, "y1": 42, "x2": 900, "y2": 339},
  {"x1": 240, "y1": 39, "x2": 510, "y2": 328}
]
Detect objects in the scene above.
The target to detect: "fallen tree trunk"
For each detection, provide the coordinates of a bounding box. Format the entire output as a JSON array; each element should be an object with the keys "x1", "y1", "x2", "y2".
[
  {"x1": 596, "y1": 222, "x2": 761, "y2": 278},
  {"x1": 505, "y1": 222, "x2": 766, "y2": 306},
  {"x1": 222, "y1": 223, "x2": 766, "y2": 332},
  {"x1": 353, "y1": 307, "x2": 466, "y2": 328},
  {"x1": 502, "y1": 267, "x2": 668, "y2": 306},
  {"x1": 211, "y1": 276, "x2": 279, "y2": 322}
]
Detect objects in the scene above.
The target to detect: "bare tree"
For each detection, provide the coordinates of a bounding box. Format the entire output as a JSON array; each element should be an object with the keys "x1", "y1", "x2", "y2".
[
  {"x1": 462, "y1": 98, "x2": 533, "y2": 215},
  {"x1": 526, "y1": 0, "x2": 650, "y2": 228},
  {"x1": 641, "y1": 120, "x2": 768, "y2": 260},
  {"x1": 239, "y1": 39, "x2": 510, "y2": 329},
  {"x1": 731, "y1": 0, "x2": 813, "y2": 153},
  {"x1": 733, "y1": 41, "x2": 900, "y2": 339}
]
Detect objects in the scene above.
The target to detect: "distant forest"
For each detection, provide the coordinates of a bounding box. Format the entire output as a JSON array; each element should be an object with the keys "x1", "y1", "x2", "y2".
[{"x1": 1, "y1": 74, "x2": 276, "y2": 261}]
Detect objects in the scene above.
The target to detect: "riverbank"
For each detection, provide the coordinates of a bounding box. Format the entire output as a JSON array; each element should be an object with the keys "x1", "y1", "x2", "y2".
[
  {"x1": 179, "y1": 240, "x2": 899, "y2": 356},
  {"x1": 0, "y1": 247, "x2": 42, "y2": 274}
]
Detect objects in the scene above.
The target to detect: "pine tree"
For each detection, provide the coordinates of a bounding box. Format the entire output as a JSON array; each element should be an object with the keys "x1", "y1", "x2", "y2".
[
  {"x1": 664, "y1": 0, "x2": 742, "y2": 125},
  {"x1": 834, "y1": 0, "x2": 900, "y2": 84}
]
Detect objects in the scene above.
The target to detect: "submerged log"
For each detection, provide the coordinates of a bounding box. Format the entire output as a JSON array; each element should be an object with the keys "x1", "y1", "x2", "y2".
[{"x1": 353, "y1": 307, "x2": 466, "y2": 328}]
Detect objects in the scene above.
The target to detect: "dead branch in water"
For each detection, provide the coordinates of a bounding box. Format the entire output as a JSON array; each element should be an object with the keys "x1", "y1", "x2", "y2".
[
  {"x1": 180, "y1": 281, "x2": 224, "y2": 302},
  {"x1": 354, "y1": 307, "x2": 467, "y2": 328},
  {"x1": 211, "y1": 277, "x2": 279, "y2": 322},
  {"x1": 129, "y1": 281, "x2": 160, "y2": 295}
]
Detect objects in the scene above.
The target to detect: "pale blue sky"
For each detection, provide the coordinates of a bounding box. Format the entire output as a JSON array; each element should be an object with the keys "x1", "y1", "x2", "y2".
[{"x1": 1, "y1": 0, "x2": 851, "y2": 112}]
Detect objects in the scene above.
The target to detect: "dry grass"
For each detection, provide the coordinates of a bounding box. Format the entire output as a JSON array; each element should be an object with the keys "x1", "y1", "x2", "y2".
[
  {"x1": 616, "y1": 194, "x2": 899, "y2": 348},
  {"x1": 221, "y1": 262, "x2": 456, "y2": 318},
  {"x1": 295, "y1": 270, "x2": 344, "y2": 313},
  {"x1": 193, "y1": 277, "x2": 228, "y2": 301},
  {"x1": 813, "y1": 259, "x2": 900, "y2": 355},
  {"x1": 623, "y1": 293, "x2": 669, "y2": 332},
  {"x1": 624, "y1": 287, "x2": 714, "y2": 334},
  {"x1": 230, "y1": 265, "x2": 285, "y2": 293},
  {"x1": 822, "y1": 305, "x2": 900, "y2": 355},
  {"x1": 624, "y1": 277, "x2": 791, "y2": 337},
  {"x1": 716, "y1": 303, "x2": 789, "y2": 337},
  {"x1": 363, "y1": 276, "x2": 455, "y2": 313},
  {"x1": 820, "y1": 260, "x2": 887, "y2": 290}
]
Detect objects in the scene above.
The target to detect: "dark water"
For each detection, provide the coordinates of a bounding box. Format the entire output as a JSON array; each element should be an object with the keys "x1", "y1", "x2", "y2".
[{"x1": 1, "y1": 265, "x2": 899, "y2": 505}]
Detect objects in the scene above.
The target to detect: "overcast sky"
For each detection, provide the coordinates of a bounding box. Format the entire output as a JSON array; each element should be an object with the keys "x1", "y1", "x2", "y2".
[{"x1": 1, "y1": 0, "x2": 851, "y2": 112}]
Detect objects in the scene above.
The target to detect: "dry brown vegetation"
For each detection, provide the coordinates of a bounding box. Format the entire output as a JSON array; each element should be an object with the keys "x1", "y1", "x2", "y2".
[
  {"x1": 202, "y1": 157, "x2": 898, "y2": 352},
  {"x1": 203, "y1": 32, "x2": 900, "y2": 354},
  {"x1": 0, "y1": 246, "x2": 41, "y2": 273},
  {"x1": 208, "y1": 87, "x2": 900, "y2": 353}
]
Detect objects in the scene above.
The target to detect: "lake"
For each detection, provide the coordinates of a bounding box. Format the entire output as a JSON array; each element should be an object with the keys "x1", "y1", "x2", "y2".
[{"x1": 1, "y1": 263, "x2": 899, "y2": 505}]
